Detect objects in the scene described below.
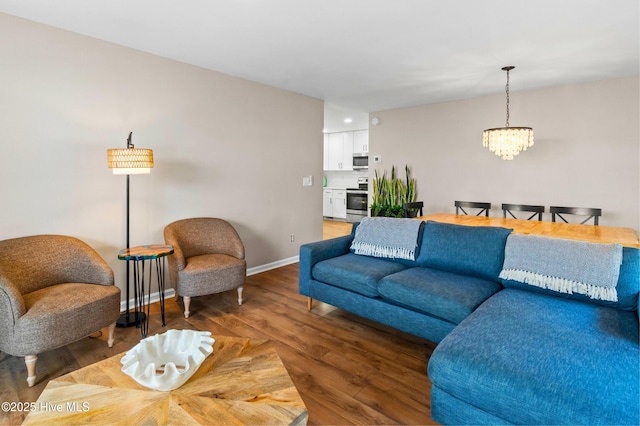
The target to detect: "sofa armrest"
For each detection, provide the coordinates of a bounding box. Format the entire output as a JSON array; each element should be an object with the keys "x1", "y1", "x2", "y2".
[
  {"x1": 299, "y1": 234, "x2": 354, "y2": 296},
  {"x1": 0, "y1": 278, "x2": 26, "y2": 324},
  {"x1": 163, "y1": 227, "x2": 186, "y2": 271}
]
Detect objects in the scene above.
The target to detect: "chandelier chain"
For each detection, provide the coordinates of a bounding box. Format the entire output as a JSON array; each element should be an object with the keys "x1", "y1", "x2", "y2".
[{"x1": 505, "y1": 68, "x2": 510, "y2": 128}]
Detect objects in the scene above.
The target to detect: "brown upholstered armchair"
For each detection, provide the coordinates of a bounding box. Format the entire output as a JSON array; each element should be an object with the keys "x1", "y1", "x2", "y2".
[
  {"x1": 164, "y1": 218, "x2": 246, "y2": 319},
  {"x1": 0, "y1": 235, "x2": 120, "y2": 387}
]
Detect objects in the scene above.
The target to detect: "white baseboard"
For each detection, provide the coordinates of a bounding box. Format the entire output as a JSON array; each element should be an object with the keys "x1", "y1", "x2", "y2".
[
  {"x1": 247, "y1": 255, "x2": 299, "y2": 276},
  {"x1": 119, "y1": 255, "x2": 299, "y2": 311},
  {"x1": 120, "y1": 288, "x2": 176, "y2": 312}
]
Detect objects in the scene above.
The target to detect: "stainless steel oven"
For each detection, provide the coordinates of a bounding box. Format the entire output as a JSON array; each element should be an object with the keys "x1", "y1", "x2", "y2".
[{"x1": 346, "y1": 177, "x2": 368, "y2": 223}]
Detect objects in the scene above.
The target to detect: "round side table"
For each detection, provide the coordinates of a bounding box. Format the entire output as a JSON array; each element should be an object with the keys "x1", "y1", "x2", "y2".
[{"x1": 118, "y1": 244, "x2": 174, "y2": 337}]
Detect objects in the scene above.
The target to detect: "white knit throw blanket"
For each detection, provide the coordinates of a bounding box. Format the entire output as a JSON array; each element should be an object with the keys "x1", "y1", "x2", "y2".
[
  {"x1": 351, "y1": 217, "x2": 422, "y2": 261},
  {"x1": 499, "y1": 234, "x2": 622, "y2": 302}
]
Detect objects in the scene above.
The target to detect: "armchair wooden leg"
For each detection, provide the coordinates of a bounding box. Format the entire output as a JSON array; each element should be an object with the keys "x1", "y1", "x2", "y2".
[
  {"x1": 237, "y1": 286, "x2": 243, "y2": 306},
  {"x1": 307, "y1": 297, "x2": 313, "y2": 311},
  {"x1": 107, "y1": 322, "x2": 116, "y2": 348},
  {"x1": 183, "y1": 296, "x2": 191, "y2": 319},
  {"x1": 25, "y1": 355, "x2": 37, "y2": 387}
]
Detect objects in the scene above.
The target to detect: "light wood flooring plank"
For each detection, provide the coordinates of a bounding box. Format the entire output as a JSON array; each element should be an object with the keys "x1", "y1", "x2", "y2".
[{"x1": 323, "y1": 220, "x2": 353, "y2": 240}]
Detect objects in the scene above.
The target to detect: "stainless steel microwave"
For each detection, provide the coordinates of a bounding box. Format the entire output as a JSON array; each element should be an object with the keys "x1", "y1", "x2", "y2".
[{"x1": 352, "y1": 154, "x2": 368, "y2": 170}]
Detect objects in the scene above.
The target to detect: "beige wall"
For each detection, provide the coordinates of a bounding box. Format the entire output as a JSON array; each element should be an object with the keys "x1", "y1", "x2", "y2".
[
  {"x1": 369, "y1": 76, "x2": 640, "y2": 231},
  {"x1": 0, "y1": 14, "x2": 324, "y2": 296}
]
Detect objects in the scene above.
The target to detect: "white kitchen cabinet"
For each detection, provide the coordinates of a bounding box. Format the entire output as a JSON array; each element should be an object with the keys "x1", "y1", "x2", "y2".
[
  {"x1": 353, "y1": 130, "x2": 369, "y2": 153},
  {"x1": 327, "y1": 133, "x2": 343, "y2": 170},
  {"x1": 325, "y1": 132, "x2": 353, "y2": 171},
  {"x1": 323, "y1": 189, "x2": 333, "y2": 217},
  {"x1": 332, "y1": 189, "x2": 347, "y2": 219},
  {"x1": 323, "y1": 189, "x2": 347, "y2": 219}
]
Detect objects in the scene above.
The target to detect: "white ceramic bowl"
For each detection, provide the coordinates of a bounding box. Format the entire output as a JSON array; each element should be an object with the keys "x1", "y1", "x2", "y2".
[{"x1": 121, "y1": 329, "x2": 214, "y2": 391}]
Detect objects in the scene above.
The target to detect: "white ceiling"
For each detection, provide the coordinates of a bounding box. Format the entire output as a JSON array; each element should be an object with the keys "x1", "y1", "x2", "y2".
[{"x1": 1, "y1": 0, "x2": 638, "y2": 131}]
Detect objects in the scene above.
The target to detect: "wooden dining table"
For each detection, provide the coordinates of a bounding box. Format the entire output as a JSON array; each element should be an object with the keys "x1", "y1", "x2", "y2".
[{"x1": 417, "y1": 213, "x2": 640, "y2": 248}]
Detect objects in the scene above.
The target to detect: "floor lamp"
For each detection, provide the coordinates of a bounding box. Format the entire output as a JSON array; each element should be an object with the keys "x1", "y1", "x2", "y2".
[{"x1": 107, "y1": 132, "x2": 154, "y2": 327}]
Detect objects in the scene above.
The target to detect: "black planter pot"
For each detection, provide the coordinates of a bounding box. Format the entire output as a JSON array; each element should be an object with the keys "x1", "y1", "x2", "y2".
[
  {"x1": 405, "y1": 209, "x2": 419, "y2": 218},
  {"x1": 370, "y1": 207, "x2": 404, "y2": 218}
]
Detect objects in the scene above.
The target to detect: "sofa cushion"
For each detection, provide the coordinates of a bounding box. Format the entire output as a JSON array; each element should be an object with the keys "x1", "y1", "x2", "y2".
[
  {"x1": 312, "y1": 253, "x2": 409, "y2": 297},
  {"x1": 15, "y1": 283, "x2": 121, "y2": 355},
  {"x1": 502, "y1": 246, "x2": 640, "y2": 311},
  {"x1": 417, "y1": 221, "x2": 512, "y2": 281},
  {"x1": 378, "y1": 267, "x2": 502, "y2": 324},
  {"x1": 428, "y1": 288, "x2": 639, "y2": 425}
]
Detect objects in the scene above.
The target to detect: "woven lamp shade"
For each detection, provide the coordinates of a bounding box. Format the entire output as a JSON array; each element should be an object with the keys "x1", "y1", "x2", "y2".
[{"x1": 107, "y1": 148, "x2": 154, "y2": 175}]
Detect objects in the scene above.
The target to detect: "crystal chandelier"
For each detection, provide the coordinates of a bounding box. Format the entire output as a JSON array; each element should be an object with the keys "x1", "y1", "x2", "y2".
[{"x1": 483, "y1": 66, "x2": 534, "y2": 160}]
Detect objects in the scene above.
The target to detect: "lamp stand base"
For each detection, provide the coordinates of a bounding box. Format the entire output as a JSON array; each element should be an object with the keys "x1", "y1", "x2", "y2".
[{"x1": 116, "y1": 311, "x2": 146, "y2": 328}]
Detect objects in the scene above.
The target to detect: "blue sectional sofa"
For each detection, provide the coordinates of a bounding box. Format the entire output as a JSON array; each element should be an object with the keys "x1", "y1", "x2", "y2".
[{"x1": 299, "y1": 219, "x2": 640, "y2": 425}]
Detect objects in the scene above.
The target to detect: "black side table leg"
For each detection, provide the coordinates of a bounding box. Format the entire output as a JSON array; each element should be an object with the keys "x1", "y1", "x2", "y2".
[
  {"x1": 143, "y1": 259, "x2": 151, "y2": 338},
  {"x1": 133, "y1": 260, "x2": 141, "y2": 330},
  {"x1": 134, "y1": 260, "x2": 149, "y2": 338},
  {"x1": 155, "y1": 258, "x2": 167, "y2": 327}
]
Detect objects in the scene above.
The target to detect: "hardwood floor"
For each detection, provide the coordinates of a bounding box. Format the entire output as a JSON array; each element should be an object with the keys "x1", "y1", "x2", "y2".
[
  {"x1": 0, "y1": 262, "x2": 438, "y2": 426},
  {"x1": 323, "y1": 219, "x2": 353, "y2": 240}
]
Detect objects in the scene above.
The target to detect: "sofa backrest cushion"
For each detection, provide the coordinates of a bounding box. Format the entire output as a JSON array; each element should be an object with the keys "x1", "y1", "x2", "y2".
[
  {"x1": 501, "y1": 246, "x2": 639, "y2": 311},
  {"x1": 417, "y1": 221, "x2": 512, "y2": 281}
]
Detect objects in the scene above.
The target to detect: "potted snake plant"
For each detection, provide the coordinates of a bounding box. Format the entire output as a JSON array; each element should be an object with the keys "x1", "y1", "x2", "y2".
[{"x1": 370, "y1": 164, "x2": 418, "y2": 218}]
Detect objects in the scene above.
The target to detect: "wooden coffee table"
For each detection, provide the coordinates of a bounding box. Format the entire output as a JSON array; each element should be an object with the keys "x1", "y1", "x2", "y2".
[{"x1": 23, "y1": 335, "x2": 308, "y2": 425}]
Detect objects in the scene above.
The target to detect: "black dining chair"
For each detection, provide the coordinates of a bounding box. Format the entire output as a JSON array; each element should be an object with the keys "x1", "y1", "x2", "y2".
[
  {"x1": 550, "y1": 206, "x2": 602, "y2": 225},
  {"x1": 502, "y1": 204, "x2": 545, "y2": 221},
  {"x1": 455, "y1": 201, "x2": 491, "y2": 217},
  {"x1": 403, "y1": 201, "x2": 424, "y2": 218}
]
